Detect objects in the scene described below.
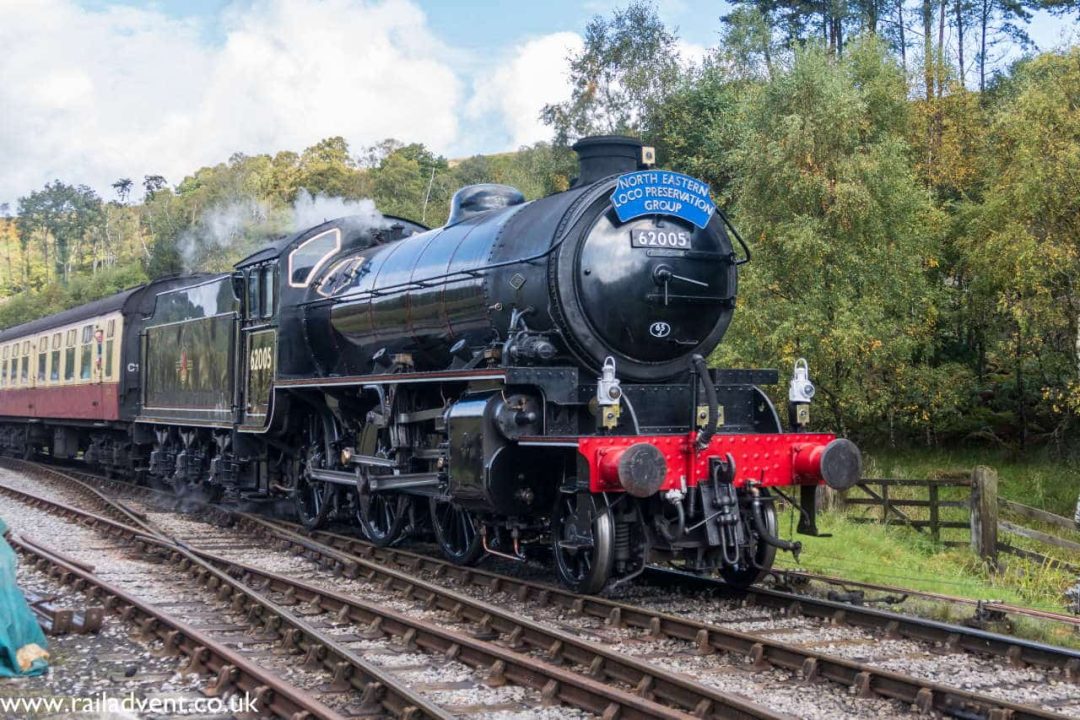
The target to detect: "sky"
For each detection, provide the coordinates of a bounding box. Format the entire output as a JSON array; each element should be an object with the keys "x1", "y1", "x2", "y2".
[{"x1": 0, "y1": 0, "x2": 1075, "y2": 208}]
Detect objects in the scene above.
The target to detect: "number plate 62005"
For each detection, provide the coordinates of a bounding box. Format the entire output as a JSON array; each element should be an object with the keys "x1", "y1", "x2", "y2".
[{"x1": 630, "y1": 228, "x2": 691, "y2": 249}]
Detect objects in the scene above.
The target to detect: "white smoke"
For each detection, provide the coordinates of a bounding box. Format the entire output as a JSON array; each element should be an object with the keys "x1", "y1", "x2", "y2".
[
  {"x1": 288, "y1": 189, "x2": 387, "y2": 233},
  {"x1": 178, "y1": 196, "x2": 270, "y2": 270},
  {"x1": 177, "y1": 190, "x2": 390, "y2": 272},
  {"x1": 204, "y1": 196, "x2": 270, "y2": 241}
]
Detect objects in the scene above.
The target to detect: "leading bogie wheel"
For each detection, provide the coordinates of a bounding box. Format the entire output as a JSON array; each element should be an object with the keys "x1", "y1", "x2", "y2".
[
  {"x1": 429, "y1": 496, "x2": 483, "y2": 565},
  {"x1": 551, "y1": 491, "x2": 614, "y2": 594}
]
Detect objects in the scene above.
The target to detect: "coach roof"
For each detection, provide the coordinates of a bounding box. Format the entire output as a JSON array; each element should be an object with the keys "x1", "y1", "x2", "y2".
[{"x1": 0, "y1": 286, "x2": 145, "y2": 344}]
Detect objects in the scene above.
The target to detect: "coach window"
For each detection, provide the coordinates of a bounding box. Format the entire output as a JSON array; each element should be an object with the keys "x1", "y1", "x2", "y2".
[
  {"x1": 80, "y1": 325, "x2": 93, "y2": 380},
  {"x1": 288, "y1": 229, "x2": 340, "y2": 287},
  {"x1": 50, "y1": 333, "x2": 60, "y2": 382},
  {"x1": 1, "y1": 346, "x2": 7, "y2": 386},
  {"x1": 37, "y1": 335, "x2": 47, "y2": 383},
  {"x1": 64, "y1": 330, "x2": 76, "y2": 381},
  {"x1": 20, "y1": 341, "x2": 29, "y2": 384},
  {"x1": 105, "y1": 320, "x2": 115, "y2": 379}
]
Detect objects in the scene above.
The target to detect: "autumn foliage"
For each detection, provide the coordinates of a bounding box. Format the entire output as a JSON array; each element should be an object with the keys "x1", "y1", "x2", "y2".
[{"x1": 1, "y1": 5, "x2": 1077, "y2": 454}]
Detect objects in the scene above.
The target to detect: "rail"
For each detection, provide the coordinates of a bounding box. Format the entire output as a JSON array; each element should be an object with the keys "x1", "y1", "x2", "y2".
[{"x1": 6, "y1": 457, "x2": 1079, "y2": 720}]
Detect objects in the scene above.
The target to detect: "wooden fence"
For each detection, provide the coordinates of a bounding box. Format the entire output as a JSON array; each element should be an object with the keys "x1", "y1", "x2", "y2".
[
  {"x1": 996, "y1": 497, "x2": 1080, "y2": 573},
  {"x1": 844, "y1": 476, "x2": 971, "y2": 545},
  {"x1": 842, "y1": 467, "x2": 1080, "y2": 573}
]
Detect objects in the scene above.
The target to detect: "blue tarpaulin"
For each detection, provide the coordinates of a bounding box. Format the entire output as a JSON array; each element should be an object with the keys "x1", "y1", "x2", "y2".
[{"x1": 0, "y1": 519, "x2": 48, "y2": 677}]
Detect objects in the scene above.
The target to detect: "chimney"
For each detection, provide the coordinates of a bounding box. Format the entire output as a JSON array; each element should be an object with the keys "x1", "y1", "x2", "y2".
[{"x1": 571, "y1": 135, "x2": 644, "y2": 186}]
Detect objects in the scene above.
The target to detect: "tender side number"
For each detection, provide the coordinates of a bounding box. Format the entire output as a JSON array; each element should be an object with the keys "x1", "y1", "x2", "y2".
[
  {"x1": 250, "y1": 345, "x2": 273, "y2": 373},
  {"x1": 631, "y1": 228, "x2": 691, "y2": 249}
]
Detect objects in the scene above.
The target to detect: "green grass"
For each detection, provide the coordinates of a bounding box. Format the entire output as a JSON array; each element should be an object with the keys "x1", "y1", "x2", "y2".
[
  {"x1": 866, "y1": 445, "x2": 1080, "y2": 572},
  {"x1": 773, "y1": 509, "x2": 1080, "y2": 646},
  {"x1": 867, "y1": 446, "x2": 1080, "y2": 517},
  {"x1": 769, "y1": 446, "x2": 1080, "y2": 647}
]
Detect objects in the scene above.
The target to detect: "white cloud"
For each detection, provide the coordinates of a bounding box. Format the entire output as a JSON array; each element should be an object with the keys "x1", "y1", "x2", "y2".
[
  {"x1": 463, "y1": 30, "x2": 706, "y2": 152},
  {"x1": 465, "y1": 32, "x2": 582, "y2": 149},
  {"x1": 677, "y1": 39, "x2": 709, "y2": 69},
  {"x1": 0, "y1": 0, "x2": 462, "y2": 205}
]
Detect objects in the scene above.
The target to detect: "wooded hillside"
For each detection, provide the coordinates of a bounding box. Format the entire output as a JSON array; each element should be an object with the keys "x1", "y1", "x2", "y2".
[{"x1": 1, "y1": 1, "x2": 1076, "y2": 453}]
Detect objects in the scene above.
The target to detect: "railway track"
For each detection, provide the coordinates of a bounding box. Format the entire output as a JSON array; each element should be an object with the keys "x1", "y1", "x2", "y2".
[
  {"x1": 270, "y1": 523, "x2": 1080, "y2": 718},
  {"x1": 770, "y1": 569, "x2": 1080, "y2": 632},
  {"x1": 4, "y1": 457, "x2": 1080, "y2": 719},
  {"x1": 0, "y1": 459, "x2": 788, "y2": 720},
  {"x1": 12, "y1": 534, "x2": 347, "y2": 720},
  {"x1": 633, "y1": 566, "x2": 1080, "y2": 673},
  {"x1": 0, "y1": 480, "x2": 450, "y2": 719}
]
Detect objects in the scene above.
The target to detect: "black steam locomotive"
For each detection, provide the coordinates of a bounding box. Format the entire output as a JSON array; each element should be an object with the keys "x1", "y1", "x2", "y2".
[{"x1": 0, "y1": 136, "x2": 859, "y2": 592}]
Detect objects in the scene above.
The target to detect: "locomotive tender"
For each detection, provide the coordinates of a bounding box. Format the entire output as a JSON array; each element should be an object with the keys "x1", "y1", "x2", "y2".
[{"x1": 0, "y1": 136, "x2": 860, "y2": 592}]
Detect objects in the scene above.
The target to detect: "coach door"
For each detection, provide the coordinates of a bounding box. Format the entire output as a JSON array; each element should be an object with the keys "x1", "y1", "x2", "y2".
[{"x1": 240, "y1": 263, "x2": 277, "y2": 430}]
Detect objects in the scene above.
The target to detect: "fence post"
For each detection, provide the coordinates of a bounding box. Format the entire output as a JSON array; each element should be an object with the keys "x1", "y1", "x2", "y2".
[
  {"x1": 822, "y1": 485, "x2": 846, "y2": 512},
  {"x1": 929, "y1": 483, "x2": 940, "y2": 544},
  {"x1": 970, "y1": 466, "x2": 998, "y2": 566}
]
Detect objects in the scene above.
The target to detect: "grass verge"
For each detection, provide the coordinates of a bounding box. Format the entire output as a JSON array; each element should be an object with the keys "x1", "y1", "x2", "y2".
[
  {"x1": 867, "y1": 446, "x2": 1080, "y2": 518},
  {"x1": 773, "y1": 508, "x2": 1080, "y2": 647}
]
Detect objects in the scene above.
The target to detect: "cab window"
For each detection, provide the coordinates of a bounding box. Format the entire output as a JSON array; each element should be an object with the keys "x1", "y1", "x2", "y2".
[
  {"x1": 288, "y1": 229, "x2": 340, "y2": 287},
  {"x1": 50, "y1": 333, "x2": 61, "y2": 381},
  {"x1": 247, "y1": 269, "x2": 260, "y2": 319},
  {"x1": 64, "y1": 330, "x2": 76, "y2": 381},
  {"x1": 260, "y1": 266, "x2": 275, "y2": 319},
  {"x1": 317, "y1": 256, "x2": 366, "y2": 297}
]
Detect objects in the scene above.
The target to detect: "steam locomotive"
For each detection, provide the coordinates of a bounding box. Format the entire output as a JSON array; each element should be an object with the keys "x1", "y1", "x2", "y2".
[{"x1": 0, "y1": 136, "x2": 860, "y2": 592}]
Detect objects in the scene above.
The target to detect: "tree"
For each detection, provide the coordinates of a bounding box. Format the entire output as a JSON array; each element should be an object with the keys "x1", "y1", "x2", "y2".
[
  {"x1": 268, "y1": 151, "x2": 301, "y2": 203},
  {"x1": 370, "y1": 150, "x2": 428, "y2": 222},
  {"x1": 445, "y1": 143, "x2": 576, "y2": 201},
  {"x1": 112, "y1": 178, "x2": 133, "y2": 205},
  {"x1": 959, "y1": 48, "x2": 1080, "y2": 448},
  {"x1": 297, "y1": 137, "x2": 366, "y2": 198},
  {"x1": 142, "y1": 175, "x2": 168, "y2": 201},
  {"x1": 0, "y1": 204, "x2": 17, "y2": 294},
  {"x1": 16, "y1": 181, "x2": 104, "y2": 282},
  {"x1": 649, "y1": 63, "x2": 750, "y2": 203},
  {"x1": 541, "y1": 1, "x2": 683, "y2": 144},
  {"x1": 715, "y1": 7, "x2": 781, "y2": 80},
  {"x1": 973, "y1": 0, "x2": 1033, "y2": 91},
  {"x1": 717, "y1": 39, "x2": 943, "y2": 437}
]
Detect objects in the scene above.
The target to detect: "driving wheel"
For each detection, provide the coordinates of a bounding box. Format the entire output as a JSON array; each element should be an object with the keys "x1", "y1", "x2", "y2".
[
  {"x1": 429, "y1": 496, "x2": 483, "y2": 565},
  {"x1": 356, "y1": 478, "x2": 408, "y2": 546}
]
